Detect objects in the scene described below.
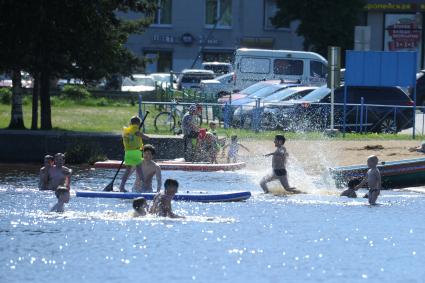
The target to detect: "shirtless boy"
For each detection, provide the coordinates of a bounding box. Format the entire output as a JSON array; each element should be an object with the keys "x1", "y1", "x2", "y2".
[
  {"x1": 260, "y1": 135, "x2": 297, "y2": 194},
  {"x1": 132, "y1": 144, "x2": 162, "y2": 193},
  {"x1": 47, "y1": 153, "x2": 72, "y2": 191},
  {"x1": 354, "y1": 155, "x2": 382, "y2": 205},
  {"x1": 39, "y1": 155, "x2": 54, "y2": 190},
  {"x1": 150, "y1": 179, "x2": 184, "y2": 218},
  {"x1": 50, "y1": 187, "x2": 70, "y2": 213}
]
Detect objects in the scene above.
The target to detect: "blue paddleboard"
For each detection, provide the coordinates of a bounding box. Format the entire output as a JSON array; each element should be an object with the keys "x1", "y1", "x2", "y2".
[{"x1": 76, "y1": 191, "x2": 251, "y2": 202}]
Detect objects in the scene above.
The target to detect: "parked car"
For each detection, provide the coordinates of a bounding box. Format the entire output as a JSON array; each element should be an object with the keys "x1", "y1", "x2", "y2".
[
  {"x1": 121, "y1": 74, "x2": 156, "y2": 92},
  {"x1": 202, "y1": 62, "x2": 233, "y2": 75},
  {"x1": 218, "y1": 80, "x2": 282, "y2": 104},
  {"x1": 57, "y1": 78, "x2": 84, "y2": 90},
  {"x1": 200, "y1": 72, "x2": 234, "y2": 99},
  {"x1": 177, "y1": 69, "x2": 215, "y2": 90},
  {"x1": 233, "y1": 86, "x2": 317, "y2": 128},
  {"x1": 231, "y1": 82, "x2": 301, "y2": 127},
  {"x1": 412, "y1": 70, "x2": 425, "y2": 106},
  {"x1": 266, "y1": 86, "x2": 414, "y2": 133},
  {"x1": 0, "y1": 72, "x2": 33, "y2": 88},
  {"x1": 150, "y1": 72, "x2": 177, "y2": 89},
  {"x1": 233, "y1": 48, "x2": 327, "y2": 91}
]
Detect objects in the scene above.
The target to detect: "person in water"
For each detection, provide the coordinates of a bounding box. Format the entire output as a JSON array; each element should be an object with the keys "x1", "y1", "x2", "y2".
[
  {"x1": 260, "y1": 135, "x2": 297, "y2": 194},
  {"x1": 132, "y1": 144, "x2": 162, "y2": 193},
  {"x1": 150, "y1": 179, "x2": 184, "y2": 218},
  {"x1": 221, "y1": 135, "x2": 249, "y2": 163},
  {"x1": 354, "y1": 155, "x2": 382, "y2": 205},
  {"x1": 118, "y1": 116, "x2": 146, "y2": 192},
  {"x1": 340, "y1": 179, "x2": 361, "y2": 198},
  {"x1": 39, "y1": 155, "x2": 54, "y2": 190},
  {"x1": 132, "y1": 197, "x2": 148, "y2": 217},
  {"x1": 50, "y1": 187, "x2": 70, "y2": 213},
  {"x1": 46, "y1": 153, "x2": 72, "y2": 191}
]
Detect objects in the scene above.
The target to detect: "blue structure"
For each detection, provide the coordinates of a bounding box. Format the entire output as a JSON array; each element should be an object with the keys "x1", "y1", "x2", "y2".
[{"x1": 344, "y1": 51, "x2": 417, "y2": 137}]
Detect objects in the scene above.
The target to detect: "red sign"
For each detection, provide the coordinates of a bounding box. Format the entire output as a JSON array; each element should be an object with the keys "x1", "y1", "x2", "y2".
[{"x1": 387, "y1": 21, "x2": 421, "y2": 51}]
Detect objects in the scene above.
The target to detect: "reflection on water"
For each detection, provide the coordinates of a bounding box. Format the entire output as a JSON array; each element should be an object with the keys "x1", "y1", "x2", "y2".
[{"x1": 1, "y1": 164, "x2": 425, "y2": 283}]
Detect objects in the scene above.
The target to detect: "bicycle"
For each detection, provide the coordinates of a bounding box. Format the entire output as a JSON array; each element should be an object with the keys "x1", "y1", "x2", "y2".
[{"x1": 154, "y1": 100, "x2": 203, "y2": 133}]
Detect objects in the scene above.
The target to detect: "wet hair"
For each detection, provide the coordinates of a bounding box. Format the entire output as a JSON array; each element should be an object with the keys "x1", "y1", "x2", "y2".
[
  {"x1": 164, "y1": 179, "x2": 179, "y2": 191},
  {"x1": 133, "y1": 197, "x2": 147, "y2": 211},
  {"x1": 347, "y1": 179, "x2": 361, "y2": 189},
  {"x1": 55, "y1": 153, "x2": 65, "y2": 159},
  {"x1": 275, "y1": 135, "x2": 286, "y2": 144},
  {"x1": 143, "y1": 144, "x2": 156, "y2": 155},
  {"x1": 44, "y1": 155, "x2": 54, "y2": 161},
  {"x1": 130, "y1": 116, "x2": 141, "y2": 125},
  {"x1": 55, "y1": 188, "x2": 69, "y2": 199}
]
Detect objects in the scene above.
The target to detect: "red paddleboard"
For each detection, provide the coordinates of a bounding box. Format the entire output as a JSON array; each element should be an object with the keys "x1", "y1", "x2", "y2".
[{"x1": 94, "y1": 160, "x2": 246, "y2": 172}]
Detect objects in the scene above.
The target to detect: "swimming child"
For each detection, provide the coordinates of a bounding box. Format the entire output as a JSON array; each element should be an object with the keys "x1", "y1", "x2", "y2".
[
  {"x1": 340, "y1": 179, "x2": 361, "y2": 198},
  {"x1": 118, "y1": 116, "x2": 146, "y2": 192},
  {"x1": 132, "y1": 197, "x2": 148, "y2": 217},
  {"x1": 39, "y1": 155, "x2": 54, "y2": 190},
  {"x1": 221, "y1": 135, "x2": 249, "y2": 163},
  {"x1": 46, "y1": 153, "x2": 72, "y2": 191},
  {"x1": 354, "y1": 155, "x2": 382, "y2": 205},
  {"x1": 260, "y1": 134, "x2": 297, "y2": 194},
  {"x1": 150, "y1": 179, "x2": 184, "y2": 218},
  {"x1": 132, "y1": 144, "x2": 162, "y2": 193},
  {"x1": 50, "y1": 187, "x2": 70, "y2": 212}
]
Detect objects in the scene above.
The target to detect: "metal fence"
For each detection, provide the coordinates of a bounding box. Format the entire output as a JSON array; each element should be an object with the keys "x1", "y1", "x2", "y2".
[{"x1": 138, "y1": 95, "x2": 425, "y2": 137}]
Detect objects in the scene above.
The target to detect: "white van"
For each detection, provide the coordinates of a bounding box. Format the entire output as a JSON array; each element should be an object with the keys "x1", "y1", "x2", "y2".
[
  {"x1": 234, "y1": 48, "x2": 328, "y2": 91},
  {"x1": 202, "y1": 62, "x2": 233, "y2": 75}
]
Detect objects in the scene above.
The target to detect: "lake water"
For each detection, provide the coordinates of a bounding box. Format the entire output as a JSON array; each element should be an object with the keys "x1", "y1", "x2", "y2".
[{"x1": 1, "y1": 163, "x2": 425, "y2": 283}]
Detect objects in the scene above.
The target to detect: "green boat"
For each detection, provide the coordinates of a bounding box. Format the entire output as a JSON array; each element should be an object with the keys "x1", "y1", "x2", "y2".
[{"x1": 329, "y1": 157, "x2": 425, "y2": 189}]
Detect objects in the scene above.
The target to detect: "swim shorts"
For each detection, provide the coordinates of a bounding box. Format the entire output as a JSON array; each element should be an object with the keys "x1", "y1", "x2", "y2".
[
  {"x1": 274, "y1": 169, "x2": 287, "y2": 176},
  {"x1": 124, "y1": 150, "x2": 142, "y2": 166}
]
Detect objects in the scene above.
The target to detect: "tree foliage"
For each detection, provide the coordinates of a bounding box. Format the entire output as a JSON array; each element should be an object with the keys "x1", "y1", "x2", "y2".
[
  {"x1": 272, "y1": 0, "x2": 365, "y2": 57},
  {"x1": 0, "y1": 0, "x2": 156, "y2": 130}
]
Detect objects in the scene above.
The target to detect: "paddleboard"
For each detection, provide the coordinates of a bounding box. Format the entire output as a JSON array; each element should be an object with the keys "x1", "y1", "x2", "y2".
[
  {"x1": 76, "y1": 190, "x2": 251, "y2": 202},
  {"x1": 94, "y1": 160, "x2": 246, "y2": 171}
]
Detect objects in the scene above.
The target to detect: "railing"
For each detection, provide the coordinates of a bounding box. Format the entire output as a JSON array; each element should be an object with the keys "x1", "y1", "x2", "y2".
[{"x1": 137, "y1": 95, "x2": 425, "y2": 137}]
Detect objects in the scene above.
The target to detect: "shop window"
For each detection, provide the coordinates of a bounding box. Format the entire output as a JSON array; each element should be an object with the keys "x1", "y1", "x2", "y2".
[
  {"x1": 153, "y1": 0, "x2": 172, "y2": 25},
  {"x1": 206, "y1": 0, "x2": 232, "y2": 27}
]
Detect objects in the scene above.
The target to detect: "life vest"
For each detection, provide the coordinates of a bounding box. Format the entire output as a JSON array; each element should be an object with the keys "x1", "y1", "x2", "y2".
[{"x1": 122, "y1": 124, "x2": 143, "y2": 151}]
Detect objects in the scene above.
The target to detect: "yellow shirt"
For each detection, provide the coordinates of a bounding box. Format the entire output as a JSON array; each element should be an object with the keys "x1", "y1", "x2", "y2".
[{"x1": 122, "y1": 124, "x2": 143, "y2": 151}]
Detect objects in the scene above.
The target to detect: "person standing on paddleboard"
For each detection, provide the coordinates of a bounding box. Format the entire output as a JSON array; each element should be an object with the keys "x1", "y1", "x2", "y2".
[
  {"x1": 182, "y1": 104, "x2": 202, "y2": 162},
  {"x1": 132, "y1": 144, "x2": 162, "y2": 193},
  {"x1": 260, "y1": 135, "x2": 297, "y2": 194},
  {"x1": 118, "y1": 116, "x2": 147, "y2": 192}
]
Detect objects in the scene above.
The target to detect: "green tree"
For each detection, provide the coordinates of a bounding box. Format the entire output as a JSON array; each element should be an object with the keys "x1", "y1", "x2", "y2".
[
  {"x1": 0, "y1": 0, "x2": 156, "y2": 130},
  {"x1": 272, "y1": 0, "x2": 365, "y2": 57}
]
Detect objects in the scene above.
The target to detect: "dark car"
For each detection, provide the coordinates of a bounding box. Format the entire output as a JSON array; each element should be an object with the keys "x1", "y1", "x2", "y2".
[
  {"x1": 291, "y1": 86, "x2": 414, "y2": 133},
  {"x1": 413, "y1": 70, "x2": 425, "y2": 106}
]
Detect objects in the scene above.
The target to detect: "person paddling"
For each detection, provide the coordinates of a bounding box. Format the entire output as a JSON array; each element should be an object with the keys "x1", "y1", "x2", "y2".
[{"x1": 118, "y1": 116, "x2": 147, "y2": 192}]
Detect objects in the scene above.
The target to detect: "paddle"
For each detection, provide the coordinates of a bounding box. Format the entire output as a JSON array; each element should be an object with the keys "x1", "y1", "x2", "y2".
[{"x1": 103, "y1": 111, "x2": 150, "y2": 192}]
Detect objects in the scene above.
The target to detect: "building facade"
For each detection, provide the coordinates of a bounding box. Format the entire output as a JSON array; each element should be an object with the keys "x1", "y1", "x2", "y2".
[
  {"x1": 364, "y1": 0, "x2": 425, "y2": 70},
  {"x1": 125, "y1": 0, "x2": 304, "y2": 73}
]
